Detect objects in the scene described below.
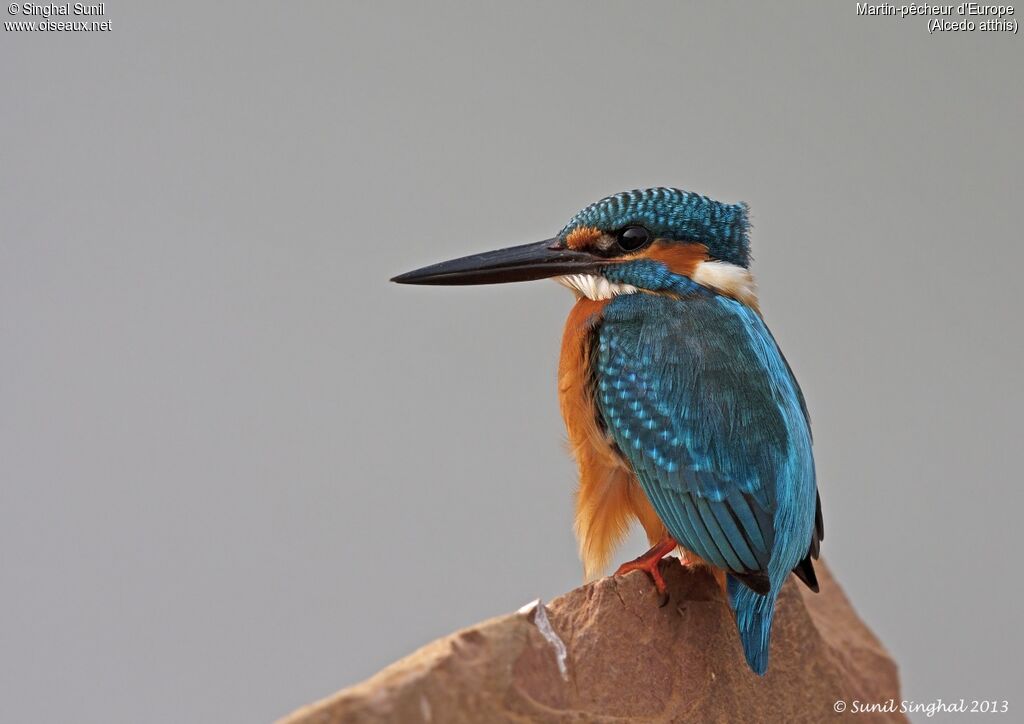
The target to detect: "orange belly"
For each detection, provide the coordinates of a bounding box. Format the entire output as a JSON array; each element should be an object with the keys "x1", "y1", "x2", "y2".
[{"x1": 558, "y1": 297, "x2": 668, "y2": 580}]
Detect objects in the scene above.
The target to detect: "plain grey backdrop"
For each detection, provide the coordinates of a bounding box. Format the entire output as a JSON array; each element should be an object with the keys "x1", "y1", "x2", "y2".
[{"x1": 2, "y1": 2, "x2": 1021, "y2": 722}]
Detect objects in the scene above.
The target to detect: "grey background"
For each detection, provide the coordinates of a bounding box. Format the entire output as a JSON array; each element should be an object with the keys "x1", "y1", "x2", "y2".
[{"x1": 2, "y1": 2, "x2": 1021, "y2": 722}]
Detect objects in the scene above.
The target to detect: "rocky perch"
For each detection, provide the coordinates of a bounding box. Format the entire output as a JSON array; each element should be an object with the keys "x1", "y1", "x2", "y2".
[{"x1": 279, "y1": 560, "x2": 904, "y2": 723}]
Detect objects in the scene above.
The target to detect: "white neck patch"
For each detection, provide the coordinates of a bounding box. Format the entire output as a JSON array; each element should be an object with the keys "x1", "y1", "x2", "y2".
[
  {"x1": 556, "y1": 262, "x2": 759, "y2": 309},
  {"x1": 692, "y1": 260, "x2": 759, "y2": 310},
  {"x1": 556, "y1": 274, "x2": 638, "y2": 301}
]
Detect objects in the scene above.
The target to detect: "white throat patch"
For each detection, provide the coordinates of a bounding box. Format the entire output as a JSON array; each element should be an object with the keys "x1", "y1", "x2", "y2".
[{"x1": 556, "y1": 274, "x2": 638, "y2": 301}]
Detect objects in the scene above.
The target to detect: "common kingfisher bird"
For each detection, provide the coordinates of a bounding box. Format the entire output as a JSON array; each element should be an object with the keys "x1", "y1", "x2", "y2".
[{"x1": 392, "y1": 188, "x2": 823, "y2": 675}]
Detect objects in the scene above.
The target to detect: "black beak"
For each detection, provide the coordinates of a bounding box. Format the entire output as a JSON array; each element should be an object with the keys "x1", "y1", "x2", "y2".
[{"x1": 390, "y1": 238, "x2": 600, "y2": 286}]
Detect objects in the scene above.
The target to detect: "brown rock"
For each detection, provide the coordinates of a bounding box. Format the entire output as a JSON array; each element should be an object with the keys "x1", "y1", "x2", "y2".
[{"x1": 279, "y1": 559, "x2": 904, "y2": 723}]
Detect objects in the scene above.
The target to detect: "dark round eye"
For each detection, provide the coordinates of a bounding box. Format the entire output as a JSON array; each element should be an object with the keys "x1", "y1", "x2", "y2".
[{"x1": 616, "y1": 225, "x2": 651, "y2": 252}]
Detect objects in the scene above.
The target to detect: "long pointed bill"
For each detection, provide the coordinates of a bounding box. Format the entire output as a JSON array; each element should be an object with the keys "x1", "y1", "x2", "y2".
[{"x1": 390, "y1": 238, "x2": 600, "y2": 286}]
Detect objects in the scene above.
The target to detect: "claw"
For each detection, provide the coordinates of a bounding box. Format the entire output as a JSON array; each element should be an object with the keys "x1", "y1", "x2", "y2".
[{"x1": 613, "y1": 536, "x2": 678, "y2": 598}]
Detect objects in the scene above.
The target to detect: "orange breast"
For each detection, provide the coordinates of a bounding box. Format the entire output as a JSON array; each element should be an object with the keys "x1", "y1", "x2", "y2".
[{"x1": 558, "y1": 298, "x2": 667, "y2": 580}]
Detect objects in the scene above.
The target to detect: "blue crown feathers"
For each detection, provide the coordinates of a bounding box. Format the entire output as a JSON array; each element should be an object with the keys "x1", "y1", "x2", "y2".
[{"x1": 559, "y1": 188, "x2": 751, "y2": 268}]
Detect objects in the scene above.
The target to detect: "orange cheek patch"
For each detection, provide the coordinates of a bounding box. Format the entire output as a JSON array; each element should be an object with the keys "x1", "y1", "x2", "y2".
[
  {"x1": 640, "y1": 241, "x2": 709, "y2": 278},
  {"x1": 565, "y1": 225, "x2": 602, "y2": 250}
]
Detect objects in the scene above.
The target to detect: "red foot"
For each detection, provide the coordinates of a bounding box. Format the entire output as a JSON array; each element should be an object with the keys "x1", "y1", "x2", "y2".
[{"x1": 614, "y1": 536, "x2": 678, "y2": 595}]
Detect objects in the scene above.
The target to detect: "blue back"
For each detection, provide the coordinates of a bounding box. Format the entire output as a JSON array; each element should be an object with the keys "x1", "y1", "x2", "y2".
[{"x1": 593, "y1": 276, "x2": 817, "y2": 673}]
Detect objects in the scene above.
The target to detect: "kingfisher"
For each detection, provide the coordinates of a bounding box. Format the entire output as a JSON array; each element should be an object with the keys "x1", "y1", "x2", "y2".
[{"x1": 392, "y1": 188, "x2": 823, "y2": 675}]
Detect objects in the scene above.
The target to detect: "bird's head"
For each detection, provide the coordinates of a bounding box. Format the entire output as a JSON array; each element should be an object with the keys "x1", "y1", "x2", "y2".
[{"x1": 392, "y1": 188, "x2": 757, "y2": 307}]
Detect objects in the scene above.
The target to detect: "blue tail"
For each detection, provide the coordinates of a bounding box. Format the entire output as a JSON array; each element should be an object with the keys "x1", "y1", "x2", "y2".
[{"x1": 727, "y1": 574, "x2": 778, "y2": 676}]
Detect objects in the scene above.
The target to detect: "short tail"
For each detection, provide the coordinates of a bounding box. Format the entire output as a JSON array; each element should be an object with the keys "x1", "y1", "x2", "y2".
[{"x1": 727, "y1": 574, "x2": 778, "y2": 676}]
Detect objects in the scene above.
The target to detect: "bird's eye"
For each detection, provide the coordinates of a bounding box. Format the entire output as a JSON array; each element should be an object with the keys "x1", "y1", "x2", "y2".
[{"x1": 617, "y1": 225, "x2": 652, "y2": 252}]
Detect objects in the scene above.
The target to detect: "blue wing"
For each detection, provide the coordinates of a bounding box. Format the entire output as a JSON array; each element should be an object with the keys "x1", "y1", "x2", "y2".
[{"x1": 595, "y1": 291, "x2": 817, "y2": 588}]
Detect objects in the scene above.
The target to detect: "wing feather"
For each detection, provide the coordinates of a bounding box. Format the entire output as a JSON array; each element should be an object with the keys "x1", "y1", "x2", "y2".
[{"x1": 595, "y1": 292, "x2": 817, "y2": 586}]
